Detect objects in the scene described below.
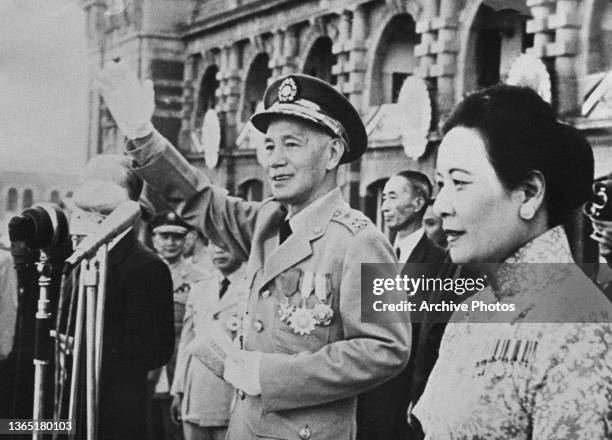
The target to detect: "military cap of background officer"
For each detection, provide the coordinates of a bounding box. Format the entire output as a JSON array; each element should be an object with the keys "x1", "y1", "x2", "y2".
[
  {"x1": 250, "y1": 74, "x2": 367, "y2": 164},
  {"x1": 148, "y1": 211, "x2": 192, "y2": 236}
]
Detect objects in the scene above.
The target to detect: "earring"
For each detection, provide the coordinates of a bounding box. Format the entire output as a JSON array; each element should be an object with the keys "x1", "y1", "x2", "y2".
[{"x1": 519, "y1": 205, "x2": 535, "y2": 220}]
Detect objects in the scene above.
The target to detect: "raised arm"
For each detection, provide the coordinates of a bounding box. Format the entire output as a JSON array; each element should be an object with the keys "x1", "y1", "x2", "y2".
[{"x1": 96, "y1": 61, "x2": 259, "y2": 260}]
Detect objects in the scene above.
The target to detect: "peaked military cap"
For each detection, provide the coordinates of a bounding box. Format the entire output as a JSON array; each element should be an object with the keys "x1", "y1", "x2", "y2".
[
  {"x1": 149, "y1": 211, "x2": 191, "y2": 235},
  {"x1": 250, "y1": 74, "x2": 367, "y2": 164}
]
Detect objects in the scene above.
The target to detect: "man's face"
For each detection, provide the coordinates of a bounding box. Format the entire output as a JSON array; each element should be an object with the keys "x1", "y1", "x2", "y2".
[
  {"x1": 423, "y1": 204, "x2": 446, "y2": 247},
  {"x1": 210, "y1": 244, "x2": 241, "y2": 274},
  {"x1": 381, "y1": 175, "x2": 422, "y2": 231},
  {"x1": 261, "y1": 117, "x2": 335, "y2": 211},
  {"x1": 152, "y1": 232, "x2": 186, "y2": 262}
]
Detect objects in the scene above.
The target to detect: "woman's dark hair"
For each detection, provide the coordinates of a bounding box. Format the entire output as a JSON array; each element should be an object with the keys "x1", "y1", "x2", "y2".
[{"x1": 442, "y1": 85, "x2": 594, "y2": 226}]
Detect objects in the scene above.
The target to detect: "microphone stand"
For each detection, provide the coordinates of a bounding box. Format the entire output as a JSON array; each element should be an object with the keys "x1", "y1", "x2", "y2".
[
  {"x1": 32, "y1": 250, "x2": 52, "y2": 440},
  {"x1": 83, "y1": 259, "x2": 98, "y2": 440}
]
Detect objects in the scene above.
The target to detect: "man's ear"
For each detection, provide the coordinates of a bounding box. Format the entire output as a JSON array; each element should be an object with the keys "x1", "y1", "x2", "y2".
[
  {"x1": 326, "y1": 138, "x2": 345, "y2": 170},
  {"x1": 518, "y1": 170, "x2": 546, "y2": 221},
  {"x1": 413, "y1": 196, "x2": 427, "y2": 214}
]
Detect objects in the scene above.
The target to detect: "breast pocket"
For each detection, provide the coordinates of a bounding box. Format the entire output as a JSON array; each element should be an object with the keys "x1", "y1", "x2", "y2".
[{"x1": 272, "y1": 270, "x2": 335, "y2": 355}]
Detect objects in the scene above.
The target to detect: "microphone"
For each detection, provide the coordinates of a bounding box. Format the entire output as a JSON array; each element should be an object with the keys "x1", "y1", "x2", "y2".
[
  {"x1": 64, "y1": 200, "x2": 141, "y2": 271},
  {"x1": 9, "y1": 203, "x2": 69, "y2": 249}
]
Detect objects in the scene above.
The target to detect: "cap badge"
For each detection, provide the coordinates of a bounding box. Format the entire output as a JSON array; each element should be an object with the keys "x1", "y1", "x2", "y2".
[
  {"x1": 278, "y1": 77, "x2": 298, "y2": 103},
  {"x1": 168, "y1": 212, "x2": 177, "y2": 221}
]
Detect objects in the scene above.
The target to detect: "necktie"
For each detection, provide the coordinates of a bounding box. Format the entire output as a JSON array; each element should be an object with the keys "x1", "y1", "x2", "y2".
[
  {"x1": 395, "y1": 247, "x2": 401, "y2": 260},
  {"x1": 279, "y1": 219, "x2": 292, "y2": 244},
  {"x1": 219, "y1": 277, "x2": 230, "y2": 299}
]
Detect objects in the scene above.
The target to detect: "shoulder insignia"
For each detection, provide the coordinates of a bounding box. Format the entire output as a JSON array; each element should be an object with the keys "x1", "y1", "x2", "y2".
[{"x1": 332, "y1": 209, "x2": 371, "y2": 235}]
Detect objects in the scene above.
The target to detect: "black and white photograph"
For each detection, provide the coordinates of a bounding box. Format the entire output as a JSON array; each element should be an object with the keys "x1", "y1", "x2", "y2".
[{"x1": 1, "y1": 0, "x2": 612, "y2": 439}]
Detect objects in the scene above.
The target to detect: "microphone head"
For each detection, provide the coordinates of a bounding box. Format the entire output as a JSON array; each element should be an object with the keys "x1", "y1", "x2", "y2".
[
  {"x1": 64, "y1": 200, "x2": 141, "y2": 270},
  {"x1": 8, "y1": 215, "x2": 37, "y2": 243},
  {"x1": 9, "y1": 203, "x2": 69, "y2": 249}
]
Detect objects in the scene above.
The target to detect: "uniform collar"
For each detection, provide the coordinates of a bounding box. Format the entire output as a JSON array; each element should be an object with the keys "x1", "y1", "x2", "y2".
[
  {"x1": 218, "y1": 264, "x2": 246, "y2": 285},
  {"x1": 166, "y1": 256, "x2": 185, "y2": 269},
  {"x1": 212, "y1": 264, "x2": 247, "y2": 314},
  {"x1": 258, "y1": 188, "x2": 346, "y2": 289},
  {"x1": 287, "y1": 188, "x2": 344, "y2": 238}
]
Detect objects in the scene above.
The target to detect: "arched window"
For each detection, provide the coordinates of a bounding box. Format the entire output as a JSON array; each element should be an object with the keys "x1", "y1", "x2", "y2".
[
  {"x1": 466, "y1": 1, "x2": 532, "y2": 91},
  {"x1": 242, "y1": 53, "x2": 272, "y2": 122},
  {"x1": 50, "y1": 190, "x2": 61, "y2": 205},
  {"x1": 6, "y1": 188, "x2": 18, "y2": 212},
  {"x1": 22, "y1": 188, "x2": 33, "y2": 209},
  {"x1": 364, "y1": 179, "x2": 388, "y2": 231},
  {"x1": 195, "y1": 65, "x2": 220, "y2": 129},
  {"x1": 370, "y1": 14, "x2": 420, "y2": 105},
  {"x1": 303, "y1": 37, "x2": 337, "y2": 84},
  {"x1": 587, "y1": 1, "x2": 612, "y2": 73},
  {"x1": 238, "y1": 179, "x2": 264, "y2": 202},
  {"x1": 197, "y1": 65, "x2": 219, "y2": 115}
]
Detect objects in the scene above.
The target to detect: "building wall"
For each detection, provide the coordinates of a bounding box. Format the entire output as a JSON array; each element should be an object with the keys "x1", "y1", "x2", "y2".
[
  {"x1": 83, "y1": 0, "x2": 612, "y2": 244},
  {"x1": 0, "y1": 171, "x2": 76, "y2": 237}
]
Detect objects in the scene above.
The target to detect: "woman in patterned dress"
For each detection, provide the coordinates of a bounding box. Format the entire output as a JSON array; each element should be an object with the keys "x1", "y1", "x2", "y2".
[{"x1": 413, "y1": 85, "x2": 612, "y2": 439}]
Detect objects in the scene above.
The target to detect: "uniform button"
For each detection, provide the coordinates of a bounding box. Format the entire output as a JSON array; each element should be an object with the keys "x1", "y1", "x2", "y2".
[
  {"x1": 254, "y1": 320, "x2": 264, "y2": 332},
  {"x1": 333, "y1": 210, "x2": 341, "y2": 217},
  {"x1": 298, "y1": 426, "x2": 312, "y2": 439},
  {"x1": 313, "y1": 226, "x2": 322, "y2": 234},
  {"x1": 261, "y1": 289, "x2": 270, "y2": 298},
  {"x1": 237, "y1": 389, "x2": 245, "y2": 400}
]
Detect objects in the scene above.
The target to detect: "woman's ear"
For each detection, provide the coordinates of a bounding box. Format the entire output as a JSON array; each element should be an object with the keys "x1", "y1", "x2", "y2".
[
  {"x1": 518, "y1": 170, "x2": 546, "y2": 220},
  {"x1": 326, "y1": 138, "x2": 345, "y2": 170}
]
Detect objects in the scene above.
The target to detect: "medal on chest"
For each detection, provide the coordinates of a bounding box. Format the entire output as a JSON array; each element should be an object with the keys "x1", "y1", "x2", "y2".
[
  {"x1": 278, "y1": 270, "x2": 334, "y2": 335},
  {"x1": 474, "y1": 338, "x2": 539, "y2": 378}
]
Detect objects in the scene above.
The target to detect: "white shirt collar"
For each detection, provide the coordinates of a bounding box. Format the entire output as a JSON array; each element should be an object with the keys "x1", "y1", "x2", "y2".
[{"x1": 393, "y1": 227, "x2": 424, "y2": 263}]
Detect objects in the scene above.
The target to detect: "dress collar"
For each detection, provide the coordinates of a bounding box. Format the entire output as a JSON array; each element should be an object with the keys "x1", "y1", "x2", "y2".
[
  {"x1": 504, "y1": 225, "x2": 573, "y2": 264},
  {"x1": 492, "y1": 225, "x2": 574, "y2": 301}
]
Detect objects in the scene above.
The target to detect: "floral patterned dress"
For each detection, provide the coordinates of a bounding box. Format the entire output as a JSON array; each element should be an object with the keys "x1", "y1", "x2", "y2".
[{"x1": 413, "y1": 226, "x2": 612, "y2": 439}]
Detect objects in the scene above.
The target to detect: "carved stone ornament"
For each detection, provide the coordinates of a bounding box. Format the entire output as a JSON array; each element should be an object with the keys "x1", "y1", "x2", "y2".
[
  {"x1": 506, "y1": 53, "x2": 552, "y2": 103},
  {"x1": 200, "y1": 109, "x2": 221, "y2": 169},
  {"x1": 397, "y1": 76, "x2": 431, "y2": 160}
]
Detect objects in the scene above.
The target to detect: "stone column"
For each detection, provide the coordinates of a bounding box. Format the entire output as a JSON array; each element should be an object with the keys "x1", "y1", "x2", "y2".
[
  {"x1": 549, "y1": 0, "x2": 581, "y2": 115},
  {"x1": 178, "y1": 54, "x2": 198, "y2": 152},
  {"x1": 415, "y1": 0, "x2": 459, "y2": 124},
  {"x1": 332, "y1": 10, "x2": 351, "y2": 94}
]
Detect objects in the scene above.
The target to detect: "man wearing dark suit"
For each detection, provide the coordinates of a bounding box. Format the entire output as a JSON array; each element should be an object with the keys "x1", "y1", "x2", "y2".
[
  {"x1": 357, "y1": 171, "x2": 453, "y2": 440},
  {"x1": 72, "y1": 154, "x2": 175, "y2": 440}
]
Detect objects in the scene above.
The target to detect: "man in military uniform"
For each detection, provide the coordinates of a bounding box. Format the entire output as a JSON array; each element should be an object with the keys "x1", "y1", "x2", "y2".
[
  {"x1": 170, "y1": 243, "x2": 246, "y2": 440},
  {"x1": 97, "y1": 63, "x2": 411, "y2": 440},
  {"x1": 147, "y1": 211, "x2": 205, "y2": 440}
]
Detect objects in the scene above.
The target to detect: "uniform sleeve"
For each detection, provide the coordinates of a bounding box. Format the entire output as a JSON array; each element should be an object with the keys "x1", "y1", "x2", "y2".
[
  {"x1": 259, "y1": 227, "x2": 411, "y2": 412},
  {"x1": 121, "y1": 258, "x2": 175, "y2": 371},
  {"x1": 531, "y1": 324, "x2": 612, "y2": 439},
  {"x1": 125, "y1": 130, "x2": 260, "y2": 262},
  {"x1": 171, "y1": 290, "x2": 196, "y2": 395}
]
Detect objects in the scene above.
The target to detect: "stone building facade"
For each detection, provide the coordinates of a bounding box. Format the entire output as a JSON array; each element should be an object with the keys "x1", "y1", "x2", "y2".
[
  {"x1": 81, "y1": 0, "x2": 612, "y2": 255},
  {"x1": 0, "y1": 171, "x2": 76, "y2": 243}
]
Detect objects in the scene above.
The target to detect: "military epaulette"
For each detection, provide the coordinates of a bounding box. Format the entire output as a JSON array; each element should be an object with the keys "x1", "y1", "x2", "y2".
[{"x1": 332, "y1": 209, "x2": 371, "y2": 235}]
